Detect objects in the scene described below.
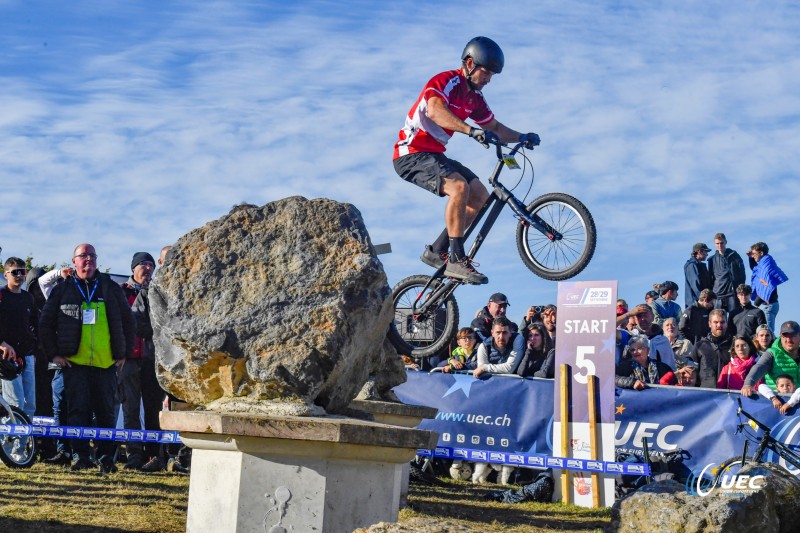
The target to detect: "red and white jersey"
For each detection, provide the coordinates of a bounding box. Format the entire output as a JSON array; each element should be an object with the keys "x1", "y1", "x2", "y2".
[{"x1": 393, "y1": 70, "x2": 494, "y2": 159}]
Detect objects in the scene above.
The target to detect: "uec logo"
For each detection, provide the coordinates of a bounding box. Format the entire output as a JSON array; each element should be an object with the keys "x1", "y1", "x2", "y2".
[{"x1": 687, "y1": 463, "x2": 766, "y2": 497}]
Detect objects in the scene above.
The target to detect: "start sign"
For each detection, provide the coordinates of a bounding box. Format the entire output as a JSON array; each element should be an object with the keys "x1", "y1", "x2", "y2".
[{"x1": 553, "y1": 280, "x2": 618, "y2": 507}]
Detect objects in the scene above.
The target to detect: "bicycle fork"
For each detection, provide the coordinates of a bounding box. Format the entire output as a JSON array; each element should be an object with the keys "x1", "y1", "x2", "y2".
[{"x1": 495, "y1": 183, "x2": 563, "y2": 241}]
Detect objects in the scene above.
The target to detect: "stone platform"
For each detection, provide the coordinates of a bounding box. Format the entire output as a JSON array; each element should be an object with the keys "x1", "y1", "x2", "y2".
[{"x1": 161, "y1": 410, "x2": 438, "y2": 533}]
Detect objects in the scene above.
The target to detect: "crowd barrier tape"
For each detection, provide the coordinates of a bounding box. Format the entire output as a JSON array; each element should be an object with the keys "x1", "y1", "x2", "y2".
[
  {"x1": 417, "y1": 446, "x2": 650, "y2": 476},
  {"x1": 393, "y1": 370, "x2": 800, "y2": 475},
  {"x1": 0, "y1": 420, "x2": 182, "y2": 444}
]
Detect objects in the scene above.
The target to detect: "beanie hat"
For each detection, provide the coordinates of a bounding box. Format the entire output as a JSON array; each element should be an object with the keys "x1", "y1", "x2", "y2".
[{"x1": 131, "y1": 252, "x2": 155, "y2": 271}]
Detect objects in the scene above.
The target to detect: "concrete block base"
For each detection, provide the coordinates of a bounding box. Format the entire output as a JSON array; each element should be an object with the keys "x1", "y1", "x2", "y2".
[{"x1": 162, "y1": 410, "x2": 437, "y2": 533}]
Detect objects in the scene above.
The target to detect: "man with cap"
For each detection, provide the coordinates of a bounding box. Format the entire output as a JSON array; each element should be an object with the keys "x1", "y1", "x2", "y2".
[
  {"x1": 119, "y1": 252, "x2": 165, "y2": 472},
  {"x1": 39, "y1": 243, "x2": 135, "y2": 472},
  {"x1": 471, "y1": 292, "x2": 517, "y2": 341},
  {"x1": 649, "y1": 281, "x2": 681, "y2": 326},
  {"x1": 684, "y1": 243, "x2": 712, "y2": 308},
  {"x1": 742, "y1": 320, "x2": 800, "y2": 397}
]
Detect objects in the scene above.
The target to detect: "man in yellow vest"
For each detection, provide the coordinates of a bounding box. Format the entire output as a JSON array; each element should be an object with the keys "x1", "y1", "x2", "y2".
[{"x1": 40, "y1": 243, "x2": 135, "y2": 473}]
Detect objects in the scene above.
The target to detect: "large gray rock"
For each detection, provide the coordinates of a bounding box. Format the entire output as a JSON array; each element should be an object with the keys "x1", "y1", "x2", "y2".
[
  {"x1": 607, "y1": 463, "x2": 800, "y2": 532},
  {"x1": 150, "y1": 196, "x2": 405, "y2": 415}
]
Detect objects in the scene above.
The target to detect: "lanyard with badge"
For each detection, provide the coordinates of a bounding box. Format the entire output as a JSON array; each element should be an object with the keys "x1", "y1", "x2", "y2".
[{"x1": 74, "y1": 278, "x2": 99, "y2": 325}]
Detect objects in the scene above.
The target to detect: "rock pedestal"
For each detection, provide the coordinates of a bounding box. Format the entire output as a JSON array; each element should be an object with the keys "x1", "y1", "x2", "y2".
[
  {"x1": 161, "y1": 410, "x2": 437, "y2": 533},
  {"x1": 150, "y1": 196, "x2": 405, "y2": 416}
]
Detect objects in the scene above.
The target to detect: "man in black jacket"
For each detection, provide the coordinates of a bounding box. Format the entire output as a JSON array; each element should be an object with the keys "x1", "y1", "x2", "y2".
[
  {"x1": 708, "y1": 232, "x2": 745, "y2": 313},
  {"x1": 728, "y1": 284, "x2": 766, "y2": 339},
  {"x1": 471, "y1": 292, "x2": 516, "y2": 341},
  {"x1": 691, "y1": 309, "x2": 733, "y2": 388},
  {"x1": 39, "y1": 243, "x2": 135, "y2": 473},
  {"x1": 680, "y1": 289, "x2": 716, "y2": 344}
]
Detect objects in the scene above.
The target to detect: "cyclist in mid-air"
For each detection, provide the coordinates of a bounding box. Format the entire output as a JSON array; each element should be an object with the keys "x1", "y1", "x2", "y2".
[{"x1": 393, "y1": 36, "x2": 540, "y2": 285}]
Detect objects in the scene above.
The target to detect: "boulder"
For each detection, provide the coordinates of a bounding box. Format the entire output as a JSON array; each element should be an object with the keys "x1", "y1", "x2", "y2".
[
  {"x1": 150, "y1": 196, "x2": 404, "y2": 415},
  {"x1": 607, "y1": 463, "x2": 800, "y2": 532}
]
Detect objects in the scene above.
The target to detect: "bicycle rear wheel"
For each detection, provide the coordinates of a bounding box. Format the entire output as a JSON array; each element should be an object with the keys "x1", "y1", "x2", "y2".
[
  {"x1": 516, "y1": 192, "x2": 596, "y2": 281},
  {"x1": 0, "y1": 403, "x2": 37, "y2": 468},
  {"x1": 712, "y1": 455, "x2": 754, "y2": 485},
  {"x1": 387, "y1": 274, "x2": 459, "y2": 358}
]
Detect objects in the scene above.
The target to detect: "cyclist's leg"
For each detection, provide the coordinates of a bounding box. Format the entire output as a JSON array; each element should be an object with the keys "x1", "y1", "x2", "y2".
[
  {"x1": 431, "y1": 159, "x2": 486, "y2": 253},
  {"x1": 441, "y1": 172, "x2": 469, "y2": 241}
]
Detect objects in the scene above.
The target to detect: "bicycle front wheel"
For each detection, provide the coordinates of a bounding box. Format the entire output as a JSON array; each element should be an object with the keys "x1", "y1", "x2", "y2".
[
  {"x1": 516, "y1": 192, "x2": 596, "y2": 281},
  {"x1": 0, "y1": 403, "x2": 37, "y2": 468},
  {"x1": 387, "y1": 274, "x2": 459, "y2": 359}
]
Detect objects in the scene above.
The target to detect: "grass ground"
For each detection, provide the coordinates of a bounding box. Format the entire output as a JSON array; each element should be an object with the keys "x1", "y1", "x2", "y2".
[{"x1": 0, "y1": 463, "x2": 610, "y2": 532}]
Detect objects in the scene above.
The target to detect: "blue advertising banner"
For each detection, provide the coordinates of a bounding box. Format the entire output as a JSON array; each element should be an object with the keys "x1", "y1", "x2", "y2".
[{"x1": 394, "y1": 371, "x2": 800, "y2": 476}]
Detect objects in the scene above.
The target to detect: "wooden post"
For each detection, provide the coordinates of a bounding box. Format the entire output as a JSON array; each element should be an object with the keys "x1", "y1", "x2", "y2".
[
  {"x1": 588, "y1": 375, "x2": 600, "y2": 508},
  {"x1": 560, "y1": 363, "x2": 571, "y2": 504}
]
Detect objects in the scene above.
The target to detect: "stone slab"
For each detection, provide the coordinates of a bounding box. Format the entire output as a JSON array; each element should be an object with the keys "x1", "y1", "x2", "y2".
[{"x1": 347, "y1": 400, "x2": 437, "y2": 428}]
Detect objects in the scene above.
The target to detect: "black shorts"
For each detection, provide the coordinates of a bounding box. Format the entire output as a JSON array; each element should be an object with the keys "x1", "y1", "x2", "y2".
[{"x1": 393, "y1": 152, "x2": 480, "y2": 197}]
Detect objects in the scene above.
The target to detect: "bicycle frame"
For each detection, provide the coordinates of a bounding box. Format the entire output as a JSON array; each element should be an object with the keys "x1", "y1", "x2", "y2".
[
  {"x1": 735, "y1": 398, "x2": 800, "y2": 471},
  {"x1": 409, "y1": 141, "x2": 561, "y2": 318}
]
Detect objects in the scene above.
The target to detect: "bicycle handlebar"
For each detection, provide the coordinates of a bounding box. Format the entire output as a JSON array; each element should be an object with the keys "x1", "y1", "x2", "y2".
[{"x1": 736, "y1": 397, "x2": 772, "y2": 432}]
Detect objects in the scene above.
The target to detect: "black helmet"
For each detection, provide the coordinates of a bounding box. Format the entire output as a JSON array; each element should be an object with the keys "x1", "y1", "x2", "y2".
[
  {"x1": 462, "y1": 36, "x2": 504, "y2": 74},
  {"x1": 0, "y1": 355, "x2": 25, "y2": 381}
]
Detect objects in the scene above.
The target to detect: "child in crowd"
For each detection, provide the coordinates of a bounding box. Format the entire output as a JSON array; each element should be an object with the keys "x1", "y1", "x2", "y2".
[
  {"x1": 758, "y1": 374, "x2": 800, "y2": 415},
  {"x1": 440, "y1": 327, "x2": 478, "y2": 372}
]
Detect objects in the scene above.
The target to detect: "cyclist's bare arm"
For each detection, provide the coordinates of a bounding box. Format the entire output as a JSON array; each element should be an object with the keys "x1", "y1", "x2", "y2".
[
  {"x1": 482, "y1": 118, "x2": 523, "y2": 144},
  {"x1": 427, "y1": 96, "x2": 472, "y2": 135}
]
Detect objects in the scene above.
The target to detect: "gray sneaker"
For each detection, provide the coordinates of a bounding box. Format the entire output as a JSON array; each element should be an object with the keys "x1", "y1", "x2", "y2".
[
  {"x1": 444, "y1": 259, "x2": 488, "y2": 285},
  {"x1": 420, "y1": 245, "x2": 448, "y2": 269}
]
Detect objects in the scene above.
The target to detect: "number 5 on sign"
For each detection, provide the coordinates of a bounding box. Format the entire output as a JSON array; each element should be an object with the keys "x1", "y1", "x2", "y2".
[{"x1": 574, "y1": 346, "x2": 595, "y2": 384}]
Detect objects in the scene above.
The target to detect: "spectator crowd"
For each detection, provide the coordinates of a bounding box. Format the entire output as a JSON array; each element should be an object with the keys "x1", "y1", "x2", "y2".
[
  {"x1": 406, "y1": 232, "x2": 795, "y2": 483},
  {"x1": 0, "y1": 243, "x2": 189, "y2": 474}
]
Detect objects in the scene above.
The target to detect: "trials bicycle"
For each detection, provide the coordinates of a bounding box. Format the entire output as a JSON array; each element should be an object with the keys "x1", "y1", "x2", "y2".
[
  {"x1": 713, "y1": 397, "x2": 800, "y2": 484},
  {"x1": 388, "y1": 139, "x2": 596, "y2": 358}
]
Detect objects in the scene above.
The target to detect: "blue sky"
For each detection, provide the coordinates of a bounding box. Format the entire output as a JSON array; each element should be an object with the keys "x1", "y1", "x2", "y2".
[{"x1": 2, "y1": 1, "x2": 799, "y2": 329}]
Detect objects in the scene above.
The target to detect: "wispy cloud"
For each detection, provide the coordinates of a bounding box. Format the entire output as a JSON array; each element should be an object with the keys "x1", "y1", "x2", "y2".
[{"x1": 2, "y1": 0, "x2": 799, "y2": 322}]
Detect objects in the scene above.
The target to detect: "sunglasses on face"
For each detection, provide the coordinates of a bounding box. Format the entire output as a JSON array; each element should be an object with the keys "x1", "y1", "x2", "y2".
[{"x1": 8, "y1": 269, "x2": 26, "y2": 277}]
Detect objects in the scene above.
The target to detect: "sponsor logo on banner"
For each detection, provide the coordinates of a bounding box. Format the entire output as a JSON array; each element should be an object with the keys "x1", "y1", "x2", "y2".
[
  {"x1": 471, "y1": 450, "x2": 487, "y2": 461},
  {"x1": 687, "y1": 463, "x2": 766, "y2": 497},
  {"x1": 99, "y1": 429, "x2": 113, "y2": 439},
  {"x1": 528, "y1": 456, "x2": 545, "y2": 467},
  {"x1": 586, "y1": 460, "x2": 604, "y2": 472},
  {"x1": 567, "y1": 459, "x2": 584, "y2": 469},
  {"x1": 615, "y1": 421, "x2": 685, "y2": 451},
  {"x1": 453, "y1": 448, "x2": 469, "y2": 459}
]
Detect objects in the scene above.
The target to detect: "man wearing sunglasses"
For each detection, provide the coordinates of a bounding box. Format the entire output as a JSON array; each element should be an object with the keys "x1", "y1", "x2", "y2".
[
  {"x1": 39, "y1": 243, "x2": 135, "y2": 473},
  {"x1": 0, "y1": 257, "x2": 38, "y2": 418}
]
